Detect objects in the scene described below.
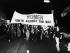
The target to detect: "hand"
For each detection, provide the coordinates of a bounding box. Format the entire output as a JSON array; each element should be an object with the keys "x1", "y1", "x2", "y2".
[{"x1": 61, "y1": 12, "x2": 68, "y2": 17}]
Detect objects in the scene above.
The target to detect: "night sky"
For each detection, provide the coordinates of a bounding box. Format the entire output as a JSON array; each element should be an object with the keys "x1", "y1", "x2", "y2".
[
  {"x1": 0, "y1": 0, "x2": 69, "y2": 18},
  {"x1": 0, "y1": 0, "x2": 69, "y2": 19}
]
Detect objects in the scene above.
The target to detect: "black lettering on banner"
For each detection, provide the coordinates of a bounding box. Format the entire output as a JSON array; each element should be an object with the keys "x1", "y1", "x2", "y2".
[
  {"x1": 26, "y1": 20, "x2": 37, "y2": 22},
  {"x1": 30, "y1": 20, "x2": 35, "y2": 22},
  {"x1": 15, "y1": 19, "x2": 20, "y2": 22},
  {"x1": 45, "y1": 21, "x2": 51, "y2": 23},
  {"x1": 33, "y1": 15, "x2": 43, "y2": 20},
  {"x1": 38, "y1": 15, "x2": 43, "y2": 20},
  {"x1": 21, "y1": 20, "x2": 24, "y2": 22},
  {"x1": 26, "y1": 20, "x2": 28, "y2": 22},
  {"x1": 27, "y1": 15, "x2": 33, "y2": 19},
  {"x1": 39, "y1": 20, "x2": 44, "y2": 23},
  {"x1": 27, "y1": 15, "x2": 43, "y2": 20}
]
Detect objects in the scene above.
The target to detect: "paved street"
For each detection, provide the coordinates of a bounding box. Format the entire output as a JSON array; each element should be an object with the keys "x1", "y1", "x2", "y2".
[{"x1": 0, "y1": 37, "x2": 60, "y2": 53}]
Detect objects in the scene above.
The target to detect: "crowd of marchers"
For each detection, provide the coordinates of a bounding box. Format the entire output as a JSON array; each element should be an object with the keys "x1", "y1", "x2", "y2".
[
  {"x1": 0, "y1": 23, "x2": 70, "y2": 40},
  {"x1": 5, "y1": 23, "x2": 56, "y2": 40},
  {"x1": 0, "y1": 23, "x2": 59, "y2": 40},
  {"x1": 0, "y1": 22, "x2": 70, "y2": 52}
]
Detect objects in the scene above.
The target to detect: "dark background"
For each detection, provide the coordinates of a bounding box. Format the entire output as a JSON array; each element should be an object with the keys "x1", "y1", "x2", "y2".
[
  {"x1": 0, "y1": 0, "x2": 70, "y2": 19},
  {"x1": 0, "y1": 0, "x2": 70, "y2": 32}
]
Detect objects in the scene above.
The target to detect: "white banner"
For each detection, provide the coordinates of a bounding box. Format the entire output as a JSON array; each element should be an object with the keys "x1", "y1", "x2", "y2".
[{"x1": 11, "y1": 11, "x2": 54, "y2": 26}]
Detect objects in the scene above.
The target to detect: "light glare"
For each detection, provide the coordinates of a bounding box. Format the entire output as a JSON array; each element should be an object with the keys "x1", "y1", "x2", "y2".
[{"x1": 44, "y1": 0, "x2": 50, "y2": 3}]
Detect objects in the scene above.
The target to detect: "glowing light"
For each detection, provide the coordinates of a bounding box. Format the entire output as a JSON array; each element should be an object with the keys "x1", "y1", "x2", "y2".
[
  {"x1": 8, "y1": 39, "x2": 10, "y2": 43},
  {"x1": 27, "y1": 50, "x2": 29, "y2": 53},
  {"x1": 67, "y1": 43, "x2": 70, "y2": 51},
  {"x1": 44, "y1": 0, "x2": 50, "y2": 3}
]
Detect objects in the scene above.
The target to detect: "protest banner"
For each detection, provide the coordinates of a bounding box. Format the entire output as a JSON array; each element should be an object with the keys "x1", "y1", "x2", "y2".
[{"x1": 11, "y1": 11, "x2": 54, "y2": 27}]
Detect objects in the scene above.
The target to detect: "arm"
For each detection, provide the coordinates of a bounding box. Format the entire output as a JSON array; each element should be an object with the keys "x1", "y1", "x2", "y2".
[{"x1": 61, "y1": 5, "x2": 70, "y2": 17}]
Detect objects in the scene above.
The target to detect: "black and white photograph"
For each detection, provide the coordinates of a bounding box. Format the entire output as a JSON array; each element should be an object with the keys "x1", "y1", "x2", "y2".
[{"x1": 0, "y1": 0, "x2": 70, "y2": 53}]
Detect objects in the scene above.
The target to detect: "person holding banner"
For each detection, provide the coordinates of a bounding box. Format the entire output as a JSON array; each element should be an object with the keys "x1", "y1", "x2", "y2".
[
  {"x1": 16, "y1": 24, "x2": 21, "y2": 38},
  {"x1": 25, "y1": 25, "x2": 30, "y2": 40},
  {"x1": 30, "y1": 25, "x2": 34, "y2": 40}
]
